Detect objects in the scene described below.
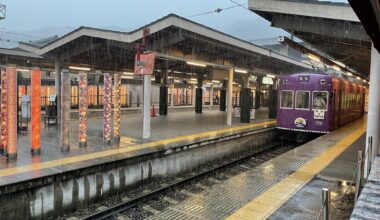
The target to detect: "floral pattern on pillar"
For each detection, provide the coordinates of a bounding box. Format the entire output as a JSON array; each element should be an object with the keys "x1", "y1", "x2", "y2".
[
  {"x1": 103, "y1": 73, "x2": 111, "y2": 144},
  {"x1": 79, "y1": 72, "x2": 88, "y2": 147}
]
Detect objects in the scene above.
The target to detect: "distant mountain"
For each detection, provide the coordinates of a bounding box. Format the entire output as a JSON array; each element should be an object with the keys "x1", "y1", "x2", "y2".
[{"x1": 221, "y1": 17, "x2": 288, "y2": 41}]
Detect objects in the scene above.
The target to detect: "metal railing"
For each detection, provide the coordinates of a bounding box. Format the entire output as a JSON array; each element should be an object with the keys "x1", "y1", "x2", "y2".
[{"x1": 315, "y1": 136, "x2": 373, "y2": 220}]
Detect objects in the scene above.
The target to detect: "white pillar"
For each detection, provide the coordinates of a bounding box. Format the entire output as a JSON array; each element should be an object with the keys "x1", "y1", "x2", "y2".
[
  {"x1": 210, "y1": 84, "x2": 214, "y2": 107},
  {"x1": 55, "y1": 58, "x2": 61, "y2": 124},
  {"x1": 143, "y1": 75, "x2": 151, "y2": 139},
  {"x1": 170, "y1": 84, "x2": 175, "y2": 107},
  {"x1": 227, "y1": 65, "x2": 234, "y2": 125},
  {"x1": 192, "y1": 85, "x2": 196, "y2": 107},
  {"x1": 365, "y1": 44, "x2": 380, "y2": 177}
]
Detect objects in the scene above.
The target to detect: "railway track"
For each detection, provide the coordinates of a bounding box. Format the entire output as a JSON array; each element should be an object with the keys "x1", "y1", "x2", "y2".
[{"x1": 61, "y1": 140, "x2": 304, "y2": 220}]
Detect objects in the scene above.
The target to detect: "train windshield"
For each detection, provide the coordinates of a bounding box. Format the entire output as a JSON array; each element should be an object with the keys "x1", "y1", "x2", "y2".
[
  {"x1": 280, "y1": 90, "x2": 293, "y2": 109},
  {"x1": 312, "y1": 91, "x2": 328, "y2": 110},
  {"x1": 296, "y1": 91, "x2": 310, "y2": 110}
]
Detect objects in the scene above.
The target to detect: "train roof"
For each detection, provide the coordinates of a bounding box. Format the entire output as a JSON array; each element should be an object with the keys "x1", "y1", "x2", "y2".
[{"x1": 280, "y1": 72, "x2": 366, "y2": 87}]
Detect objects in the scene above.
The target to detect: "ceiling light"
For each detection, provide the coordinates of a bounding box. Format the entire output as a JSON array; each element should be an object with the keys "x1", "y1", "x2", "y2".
[
  {"x1": 173, "y1": 71, "x2": 181, "y2": 74},
  {"x1": 363, "y1": 79, "x2": 367, "y2": 83},
  {"x1": 121, "y1": 75, "x2": 134, "y2": 79},
  {"x1": 234, "y1": 68, "x2": 248, "y2": 74},
  {"x1": 69, "y1": 66, "x2": 91, "y2": 71},
  {"x1": 346, "y1": 72, "x2": 353, "y2": 76},
  {"x1": 212, "y1": 80, "x2": 220, "y2": 83},
  {"x1": 190, "y1": 78, "x2": 197, "y2": 81},
  {"x1": 174, "y1": 79, "x2": 181, "y2": 83},
  {"x1": 266, "y1": 74, "x2": 276, "y2": 78},
  {"x1": 123, "y1": 72, "x2": 134, "y2": 76},
  {"x1": 308, "y1": 54, "x2": 320, "y2": 62},
  {"x1": 186, "y1": 61, "x2": 206, "y2": 67},
  {"x1": 332, "y1": 65, "x2": 341, "y2": 71},
  {"x1": 356, "y1": 76, "x2": 361, "y2": 80},
  {"x1": 17, "y1": 68, "x2": 29, "y2": 72}
]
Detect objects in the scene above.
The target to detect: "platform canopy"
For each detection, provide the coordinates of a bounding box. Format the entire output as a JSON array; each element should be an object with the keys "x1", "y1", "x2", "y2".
[
  {"x1": 249, "y1": 0, "x2": 372, "y2": 78},
  {"x1": 348, "y1": 0, "x2": 380, "y2": 53},
  {"x1": 18, "y1": 14, "x2": 311, "y2": 78}
]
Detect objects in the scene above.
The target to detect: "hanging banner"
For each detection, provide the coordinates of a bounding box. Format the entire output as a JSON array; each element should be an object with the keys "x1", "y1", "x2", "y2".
[
  {"x1": 31, "y1": 68, "x2": 41, "y2": 154},
  {"x1": 103, "y1": 73, "x2": 111, "y2": 144},
  {"x1": 134, "y1": 52, "x2": 156, "y2": 75},
  {"x1": 79, "y1": 72, "x2": 88, "y2": 147},
  {"x1": 0, "y1": 67, "x2": 7, "y2": 153},
  {"x1": 6, "y1": 66, "x2": 17, "y2": 159}
]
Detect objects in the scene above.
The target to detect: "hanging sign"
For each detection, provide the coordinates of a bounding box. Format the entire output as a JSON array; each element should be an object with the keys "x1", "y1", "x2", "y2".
[{"x1": 134, "y1": 52, "x2": 156, "y2": 75}]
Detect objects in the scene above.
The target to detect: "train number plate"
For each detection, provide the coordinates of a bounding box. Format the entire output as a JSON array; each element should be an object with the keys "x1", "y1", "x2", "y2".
[{"x1": 314, "y1": 110, "x2": 325, "y2": 120}]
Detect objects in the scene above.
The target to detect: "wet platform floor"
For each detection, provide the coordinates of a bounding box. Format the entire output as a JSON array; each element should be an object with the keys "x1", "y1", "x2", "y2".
[
  {"x1": 143, "y1": 117, "x2": 367, "y2": 220},
  {"x1": 0, "y1": 108, "x2": 274, "y2": 187}
]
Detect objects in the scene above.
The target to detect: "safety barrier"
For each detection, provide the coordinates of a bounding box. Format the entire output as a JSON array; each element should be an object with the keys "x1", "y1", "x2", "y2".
[{"x1": 315, "y1": 136, "x2": 373, "y2": 220}]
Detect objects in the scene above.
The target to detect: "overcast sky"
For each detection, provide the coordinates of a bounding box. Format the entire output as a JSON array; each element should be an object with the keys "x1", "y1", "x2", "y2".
[{"x1": 0, "y1": 0, "x2": 349, "y2": 47}]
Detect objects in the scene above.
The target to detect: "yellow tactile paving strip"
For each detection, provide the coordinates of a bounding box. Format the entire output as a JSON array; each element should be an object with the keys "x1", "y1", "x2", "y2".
[
  {"x1": 0, "y1": 120, "x2": 276, "y2": 178},
  {"x1": 227, "y1": 120, "x2": 366, "y2": 220}
]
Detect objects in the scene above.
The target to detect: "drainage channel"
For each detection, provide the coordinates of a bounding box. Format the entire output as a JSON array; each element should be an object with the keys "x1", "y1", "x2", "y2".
[{"x1": 59, "y1": 137, "x2": 310, "y2": 220}]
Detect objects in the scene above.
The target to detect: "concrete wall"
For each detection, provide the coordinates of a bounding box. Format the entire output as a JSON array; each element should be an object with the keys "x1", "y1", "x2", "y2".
[{"x1": 0, "y1": 128, "x2": 276, "y2": 219}]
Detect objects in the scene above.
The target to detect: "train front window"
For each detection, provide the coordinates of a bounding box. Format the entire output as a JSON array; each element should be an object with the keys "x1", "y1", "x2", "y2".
[
  {"x1": 312, "y1": 91, "x2": 328, "y2": 110},
  {"x1": 295, "y1": 91, "x2": 309, "y2": 110},
  {"x1": 280, "y1": 90, "x2": 293, "y2": 109}
]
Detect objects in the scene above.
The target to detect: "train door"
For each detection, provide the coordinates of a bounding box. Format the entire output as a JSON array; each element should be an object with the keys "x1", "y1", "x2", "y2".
[{"x1": 334, "y1": 89, "x2": 341, "y2": 129}]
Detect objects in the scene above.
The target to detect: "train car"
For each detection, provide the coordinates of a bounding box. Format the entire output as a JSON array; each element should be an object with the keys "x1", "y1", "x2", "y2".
[{"x1": 277, "y1": 73, "x2": 365, "y2": 133}]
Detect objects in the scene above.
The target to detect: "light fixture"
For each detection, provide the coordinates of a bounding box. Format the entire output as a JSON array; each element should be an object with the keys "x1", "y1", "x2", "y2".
[
  {"x1": 17, "y1": 68, "x2": 29, "y2": 72},
  {"x1": 69, "y1": 66, "x2": 91, "y2": 71},
  {"x1": 121, "y1": 75, "x2": 134, "y2": 79},
  {"x1": 308, "y1": 54, "x2": 320, "y2": 62},
  {"x1": 190, "y1": 78, "x2": 197, "y2": 81},
  {"x1": 363, "y1": 79, "x2": 367, "y2": 83},
  {"x1": 173, "y1": 71, "x2": 181, "y2": 74},
  {"x1": 332, "y1": 65, "x2": 341, "y2": 71},
  {"x1": 186, "y1": 61, "x2": 207, "y2": 67},
  {"x1": 212, "y1": 80, "x2": 220, "y2": 83},
  {"x1": 174, "y1": 79, "x2": 181, "y2": 83},
  {"x1": 266, "y1": 74, "x2": 276, "y2": 78},
  {"x1": 234, "y1": 68, "x2": 248, "y2": 74},
  {"x1": 346, "y1": 72, "x2": 353, "y2": 76},
  {"x1": 356, "y1": 76, "x2": 361, "y2": 80},
  {"x1": 151, "y1": 78, "x2": 155, "y2": 81},
  {"x1": 123, "y1": 72, "x2": 134, "y2": 76}
]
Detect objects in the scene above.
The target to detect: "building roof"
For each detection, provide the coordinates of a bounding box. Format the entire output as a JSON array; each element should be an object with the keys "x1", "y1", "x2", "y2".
[{"x1": 19, "y1": 13, "x2": 312, "y2": 74}]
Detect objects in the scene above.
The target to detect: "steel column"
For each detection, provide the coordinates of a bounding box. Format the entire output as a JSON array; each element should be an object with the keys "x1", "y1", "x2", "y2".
[
  {"x1": 227, "y1": 65, "x2": 234, "y2": 125},
  {"x1": 143, "y1": 75, "x2": 151, "y2": 139},
  {"x1": 365, "y1": 44, "x2": 380, "y2": 178},
  {"x1": 55, "y1": 58, "x2": 61, "y2": 124}
]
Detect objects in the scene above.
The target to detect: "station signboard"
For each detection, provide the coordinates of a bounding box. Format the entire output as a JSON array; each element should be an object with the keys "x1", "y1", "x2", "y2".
[
  {"x1": 262, "y1": 76, "x2": 274, "y2": 85},
  {"x1": 134, "y1": 52, "x2": 156, "y2": 75}
]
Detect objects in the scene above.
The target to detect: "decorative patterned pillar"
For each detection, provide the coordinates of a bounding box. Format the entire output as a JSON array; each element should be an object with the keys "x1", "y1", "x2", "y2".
[
  {"x1": 113, "y1": 73, "x2": 121, "y2": 143},
  {"x1": 103, "y1": 73, "x2": 111, "y2": 144},
  {"x1": 31, "y1": 68, "x2": 41, "y2": 154},
  {"x1": 6, "y1": 66, "x2": 17, "y2": 160},
  {"x1": 60, "y1": 69, "x2": 70, "y2": 151},
  {"x1": 79, "y1": 72, "x2": 87, "y2": 147},
  {"x1": 0, "y1": 67, "x2": 7, "y2": 154}
]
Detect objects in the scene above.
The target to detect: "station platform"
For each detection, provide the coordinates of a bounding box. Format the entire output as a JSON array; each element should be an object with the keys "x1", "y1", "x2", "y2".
[
  {"x1": 144, "y1": 117, "x2": 367, "y2": 220},
  {"x1": 0, "y1": 108, "x2": 273, "y2": 191}
]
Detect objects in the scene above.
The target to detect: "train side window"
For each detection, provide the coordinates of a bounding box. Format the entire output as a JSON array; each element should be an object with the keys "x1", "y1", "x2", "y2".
[
  {"x1": 280, "y1": 90, "x2": 294, "y2": 109},
  {"x1": 312, "y1": 91, "x2": 328, "y2": 110},
  {"x1": 295, "y1": 91, "x2": 310, "y2": 110}
]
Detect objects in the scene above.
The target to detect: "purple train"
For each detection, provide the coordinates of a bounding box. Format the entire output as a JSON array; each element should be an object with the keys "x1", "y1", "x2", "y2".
[{"x1": 277, "y1": 73, "x2": 365, "y2": 133}]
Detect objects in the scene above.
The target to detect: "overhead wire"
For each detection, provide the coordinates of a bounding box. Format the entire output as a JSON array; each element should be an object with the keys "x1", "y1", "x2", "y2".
[{"x1": 186, "y1": 2, "x2": 248, "y2": 18}]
